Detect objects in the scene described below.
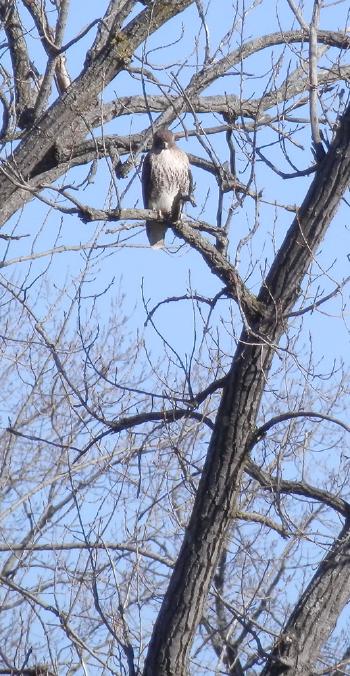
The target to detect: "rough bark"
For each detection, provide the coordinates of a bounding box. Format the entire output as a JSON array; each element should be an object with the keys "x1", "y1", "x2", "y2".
[{"x1": 0, "y1": 0, "x2": 37, "y2": 125}]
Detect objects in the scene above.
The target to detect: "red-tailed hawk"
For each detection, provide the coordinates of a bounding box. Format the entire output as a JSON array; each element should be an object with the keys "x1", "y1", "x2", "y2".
[{"x1": 142, "y1": 128, "x2": 193, "y2": 248}]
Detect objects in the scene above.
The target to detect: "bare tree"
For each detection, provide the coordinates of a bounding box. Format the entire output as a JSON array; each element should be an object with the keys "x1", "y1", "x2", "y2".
[{"x1": 0, "y1": 0, "x2": 350, "y2": 674}]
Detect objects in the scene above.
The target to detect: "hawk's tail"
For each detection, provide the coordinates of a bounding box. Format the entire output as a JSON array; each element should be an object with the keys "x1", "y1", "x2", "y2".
[{"x1": 146, "y1": 221, "x2": 167, "y2": 249}]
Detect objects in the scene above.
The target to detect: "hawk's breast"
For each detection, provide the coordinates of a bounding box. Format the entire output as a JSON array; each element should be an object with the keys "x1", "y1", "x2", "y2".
[{"x1": 148, "y1": 148, "x2": 190, "y2": 213}]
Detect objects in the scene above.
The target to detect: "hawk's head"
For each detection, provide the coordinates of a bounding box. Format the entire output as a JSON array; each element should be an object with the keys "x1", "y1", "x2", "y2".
[{"x1": 152, "y1": 128, "x2": 175, "y2": 151}]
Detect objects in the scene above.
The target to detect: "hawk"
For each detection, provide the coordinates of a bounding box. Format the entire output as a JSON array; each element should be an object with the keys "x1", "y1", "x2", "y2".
[{"x1": 142, "y1": 128, "x2": 193, "y2": 248}]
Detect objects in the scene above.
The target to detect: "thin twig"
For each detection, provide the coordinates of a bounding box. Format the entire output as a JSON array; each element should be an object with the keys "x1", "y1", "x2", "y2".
[{"x1": 309, "y1": 1, "x2": 325, "y2": 161}]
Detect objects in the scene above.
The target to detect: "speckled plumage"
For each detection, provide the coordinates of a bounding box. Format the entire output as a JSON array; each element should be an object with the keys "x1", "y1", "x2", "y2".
[{"x1": 142, "y1": 129, "x2": 192, "y2": 248}]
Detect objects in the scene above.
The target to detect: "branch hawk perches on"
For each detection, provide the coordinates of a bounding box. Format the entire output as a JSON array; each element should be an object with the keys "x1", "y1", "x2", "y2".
[{"x1": 142, "y1": 128, "x2": 193, "y2": 248}]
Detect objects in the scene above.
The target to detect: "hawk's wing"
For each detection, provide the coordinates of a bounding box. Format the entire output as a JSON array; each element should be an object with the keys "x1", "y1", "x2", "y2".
[
  {"x1": 188, "y1": 166, "x2": 194, "y2": 201},
  {"x1": 141, "y1": 152, "x2": 151, "y2": 208},
  {"x1": 141, "y1": 151, "x2": 167, "y2": 248}
]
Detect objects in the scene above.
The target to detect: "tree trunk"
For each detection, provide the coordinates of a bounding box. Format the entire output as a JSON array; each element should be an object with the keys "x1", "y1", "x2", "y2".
[{"x1": 143, "y1": 103, "x2": 350, "y2": 675}]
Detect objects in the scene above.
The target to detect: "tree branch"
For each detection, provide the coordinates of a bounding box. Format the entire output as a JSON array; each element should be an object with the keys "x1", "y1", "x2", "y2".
[
  {"x1": 0, "y1": 540, "x2": 174, "y2": 568},
  {"x1": 253, "y1": 410, "x2": 350, "y2": 441},
  {"x1": 0, "y1": 0, "x2": 36, "y2": 127},
  {"x1": 309, "y1": 1, "x2": 325, "y2": 162},
  {"x1": 245, "y1": 459, "x2": 350, "y2": 518}
]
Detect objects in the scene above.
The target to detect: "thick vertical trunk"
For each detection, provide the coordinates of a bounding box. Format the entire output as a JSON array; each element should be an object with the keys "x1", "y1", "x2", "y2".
[{"x1": 143, "y1": 329, "x2": 281, "y2": 675}]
